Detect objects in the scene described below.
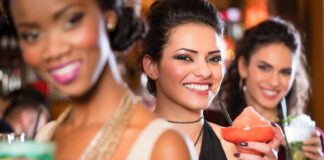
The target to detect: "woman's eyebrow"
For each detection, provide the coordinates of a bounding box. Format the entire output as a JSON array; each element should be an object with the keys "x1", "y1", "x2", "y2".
[
  {"x1": 15, "y1": 3, "x2": 76, "y2": 28},
  {"x1": 174, "y1": 48, "x2": 221, "y2": 54},
  {"x1": 257, "y1": 60, "x2": 272, "y2": 67},
  {"x1": 53, "y1": 3, "x2": 75, "y2": 21},
  {"x1": 174, "y1": 48, "x2": 198, "y2": 53},
  {"x1": 208, "y1": 50, "x2": 221, "y2": 54}
]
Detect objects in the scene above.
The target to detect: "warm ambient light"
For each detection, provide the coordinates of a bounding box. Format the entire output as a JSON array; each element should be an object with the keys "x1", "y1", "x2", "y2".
[{"x1": 244, "y1": 0, "x2": 269, "y2": 29}]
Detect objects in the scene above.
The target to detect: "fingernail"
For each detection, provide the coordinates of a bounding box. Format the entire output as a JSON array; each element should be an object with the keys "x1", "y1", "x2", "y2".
[
  {"x1": 271, "y1": 121, "x2": 277, "y2": 127},
  {"x1": 240, "y1": 142, "x2": 248, "y2": 147},
  {"x1": 233, "y1": 153, "x2": 240, "y2": 157}
]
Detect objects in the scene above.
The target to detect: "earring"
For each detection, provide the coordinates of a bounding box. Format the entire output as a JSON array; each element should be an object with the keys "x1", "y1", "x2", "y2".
[
  {"x1": 106, "y1": 23, "x2": 115, "y2": 32},
  {"x1": 239, "y1": 78, "x2": 246, "y2": 92}
]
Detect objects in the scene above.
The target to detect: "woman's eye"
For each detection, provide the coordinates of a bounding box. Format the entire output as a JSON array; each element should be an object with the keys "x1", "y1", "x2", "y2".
[
  {"x1": 208, "y1": 56, "x2": 222, "y2": 63},
  {"x1": 258, "y1": 65, "x2": 271, "y2": 72},
  {"x1": 19, "y1": 30, "x2": 39, "y2": 43},
  {"x1": 174, "y1": 54, "x2": 192, "y2": 61},
  {"x1": 281, "y1": 69, "x2": 292, "y2": 76},
  {"x1": 65, "y1": 12, "x2": 84, "y2": 29}
]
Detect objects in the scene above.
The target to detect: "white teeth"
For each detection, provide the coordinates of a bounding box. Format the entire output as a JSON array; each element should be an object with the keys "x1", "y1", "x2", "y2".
[
  {"x1": 262, "y1": 90, "x2": 277, "y2": 96},
  {"x1": 51, "y1": 62, "x2": 80, "y2": 76},
  {"x1": 184, "y1": 84, "x2": 209, "y2": 91}
]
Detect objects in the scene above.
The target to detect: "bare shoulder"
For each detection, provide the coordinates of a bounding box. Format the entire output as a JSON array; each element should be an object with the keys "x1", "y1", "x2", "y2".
[
  {"x1": 151, "y1": 129, "x2": 197, "y2": 160},
  {"x1": 134, "y1": 102, "x2": 155, "y2": 118},
  {"x1": 130, "y1": 102, "x2": 156, "y2": 128},
  {"x1": 129, "y1": 103, "x2": 197, "y2": 159}
]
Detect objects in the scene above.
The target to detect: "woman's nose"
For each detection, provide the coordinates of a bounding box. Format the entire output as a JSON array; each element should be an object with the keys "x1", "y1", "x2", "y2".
[
  {"x1": 193, "y1": 60, "x2": 212, "y2": 78},
  {"x1": 268, "y1": 72, "x2": 280, "y2": 87},
  {"x1": 43, "y1": 32, "x2": 70, "y2": 62}
]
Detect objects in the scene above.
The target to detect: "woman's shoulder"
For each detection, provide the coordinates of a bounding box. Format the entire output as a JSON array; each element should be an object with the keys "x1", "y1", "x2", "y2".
[
  {"x1": 150, "y1": 128, "x2": 196, "y2": 160},
  {"x1": 129, "y1": 104, "x2": 196, "y2": 159},
  {"x1": 130, "y1": 102, "x2": 156, "y2": 127}
]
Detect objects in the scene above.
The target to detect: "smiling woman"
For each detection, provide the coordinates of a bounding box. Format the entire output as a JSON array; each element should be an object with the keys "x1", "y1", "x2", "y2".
[
  {"x1": 2, "y1": 0, "x2": 194, "y2": 159},
  {"x1": 219, "y1": 17, "x2": 324, "y2": 160},
  {"x1": 142, "y1": 0, "x2": 285, "y2": 159},
  {"x1": 220, "y1": 18, "x2": 304, "y2": 121}
]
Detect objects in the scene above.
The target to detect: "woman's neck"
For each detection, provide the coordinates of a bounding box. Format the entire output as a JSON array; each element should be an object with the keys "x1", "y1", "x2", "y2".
[
  {"x1": 243, "y1": 92, "x2": 279, "y2": 122},
  {"x1": 249, "y1": 105, "x2": 279, "y2": 122},
  {"x1": 154, "y1": 96, "x2": 203, "y2": 123},
  {"x1": 254, "y1": 106, "x2": 279, "y2": 122},
  {"x1": 154, "y1": 92, "x2": 204, "y2": 153},
  {"x1": 67, "y1": 67, "x2": 127, "y2": 127}
]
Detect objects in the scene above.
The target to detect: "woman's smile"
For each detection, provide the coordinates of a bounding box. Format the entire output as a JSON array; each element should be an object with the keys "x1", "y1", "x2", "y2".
[
  {"x1": 49, "y1": 60, "x2": 82, "y2": 84},
  {"x1": 183, "y1": 83, "x2": 211, "y2": 95}
]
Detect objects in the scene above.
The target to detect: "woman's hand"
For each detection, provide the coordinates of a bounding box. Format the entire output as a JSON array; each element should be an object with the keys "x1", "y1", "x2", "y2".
[
  {"x1": 303, "y1": 130, "x2": 324, "y2": 160},
  {"x1": 233, "y1": 122, "x2": 285, "y2": 160}
]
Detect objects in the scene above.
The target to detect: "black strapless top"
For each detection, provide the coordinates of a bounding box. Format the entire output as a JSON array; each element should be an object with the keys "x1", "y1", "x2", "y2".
[{"x1": 199, "y1": 120, "x2": 227, "y2": 160}]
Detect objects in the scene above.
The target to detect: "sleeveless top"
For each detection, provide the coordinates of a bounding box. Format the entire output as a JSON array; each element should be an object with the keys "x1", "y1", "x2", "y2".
[
  {"x1": 35, "y1": 108, "x2": 174, "y2": 160},
  {"x1": 127, "y1": 119, "x2": 173, "y2": 159},
  {"x1": 199, "y1": 120, "x2": 227, "y2": 160}
]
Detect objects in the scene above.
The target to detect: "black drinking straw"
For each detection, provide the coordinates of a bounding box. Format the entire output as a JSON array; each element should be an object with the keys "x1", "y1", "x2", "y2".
[
  {"x1": 217, "y1": 101, "x2": 233, "y2": 126},
  {"x1": 208, "y1": 96, "x2": 232, "y2": 125},
  {"x1": 210, "y1": 97, "x2": 233, "y2": 126}
]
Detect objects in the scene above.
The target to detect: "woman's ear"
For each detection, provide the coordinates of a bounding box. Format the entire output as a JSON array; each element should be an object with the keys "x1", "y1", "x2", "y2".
[
  {"x1": 142, "y1": 55, "x2": 159, "y2": 80},
  {"x1": 238, "y1": 56, "x2": 248, "y2": 79},
  {"x1": 104, "y1": 10, "x2": 118, "y2": 31}
]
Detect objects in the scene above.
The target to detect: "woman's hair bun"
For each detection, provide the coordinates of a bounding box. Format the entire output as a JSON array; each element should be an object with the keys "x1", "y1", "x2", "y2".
[{"x1": 109, "y1": 7, "x2": 144, "y2": 52}]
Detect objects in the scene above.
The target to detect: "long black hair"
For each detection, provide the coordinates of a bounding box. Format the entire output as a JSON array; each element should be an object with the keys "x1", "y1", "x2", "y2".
[{"x1": 219, "y1": 17, "x2": 310, "y2": 119}]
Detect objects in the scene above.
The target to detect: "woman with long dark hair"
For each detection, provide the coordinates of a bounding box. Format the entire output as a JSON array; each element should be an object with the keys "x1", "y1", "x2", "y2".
[
  {"x1": 142, "y1": 0, "x2": 284, "y2": 159},
  {"x1": 220, "y1": 17, "x2": 324, "y2": 160}
]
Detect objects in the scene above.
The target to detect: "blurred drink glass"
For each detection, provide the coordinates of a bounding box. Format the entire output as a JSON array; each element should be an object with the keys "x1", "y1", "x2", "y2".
[
  {"x1": 284, "y1": 114, "x2": 315, "y2": 160},
  {"x1": 0, "y1": 133, "x2": 25, "y2": 144},
  {"x1": 0, "y1": 133, "x2": 55, "y2": 160}
]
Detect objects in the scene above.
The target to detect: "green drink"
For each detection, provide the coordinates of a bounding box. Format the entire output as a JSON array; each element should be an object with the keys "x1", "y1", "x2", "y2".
[
  {"x1": 284, "y1": 114, "x2": 315, "y2": 160},
  {"x1": 289, "y1": 141, "x2": 308, "y2": 160},
  {"x1": 0, "y1": 141, "x2": 55, "y2": 160}
]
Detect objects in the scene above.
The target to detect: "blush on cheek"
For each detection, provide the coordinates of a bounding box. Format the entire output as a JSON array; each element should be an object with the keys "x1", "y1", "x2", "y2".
[
  {"x1": 212, "y1": 65, "x2": 224, "y2": 79},
  {"x1": 72, "y1": 23, "x2": 100, "y2": 49},
  {"x1": 21, "y1": 49, "x2": 42, "y2": 67},
  {"x1": 167, "y1": 66, "x2": 183, "y2": 79}
]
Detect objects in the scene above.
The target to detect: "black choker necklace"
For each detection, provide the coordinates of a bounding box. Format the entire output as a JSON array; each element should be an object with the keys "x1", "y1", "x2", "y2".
[{"x1": 167, "y1": 116, "x2": 204, "y2": 124}]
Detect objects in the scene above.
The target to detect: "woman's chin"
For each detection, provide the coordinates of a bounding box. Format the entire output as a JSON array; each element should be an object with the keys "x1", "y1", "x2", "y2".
[
  {"x1": 185, "y1": 102, "x2": 209, "y2": 111},
  {"x1": 54, "y1": 85, "x2": 89, "y2": 99}
]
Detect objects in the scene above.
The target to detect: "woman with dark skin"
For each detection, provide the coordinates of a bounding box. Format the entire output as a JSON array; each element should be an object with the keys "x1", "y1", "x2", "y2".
[
  {"x1": 3, "y1": 0, "x2": 194, "y2": 159},
  {"x1": 219, "y1": 17, "x2": 324, "y2": 160},
  {"x1": 142, "y1": 0, "x2": 284, "y2": 159}
]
